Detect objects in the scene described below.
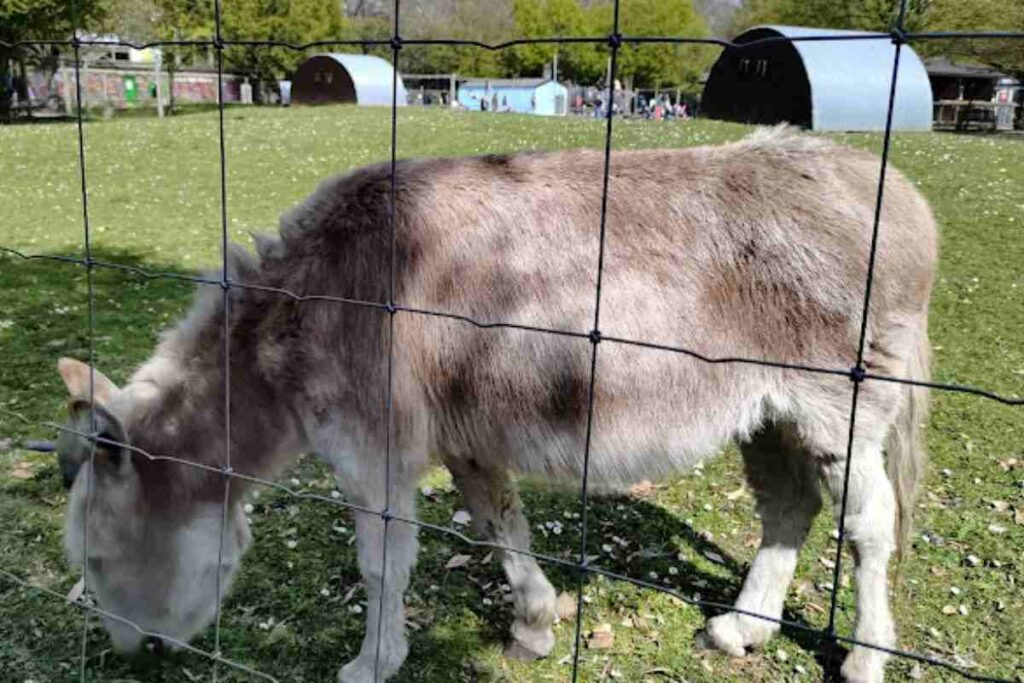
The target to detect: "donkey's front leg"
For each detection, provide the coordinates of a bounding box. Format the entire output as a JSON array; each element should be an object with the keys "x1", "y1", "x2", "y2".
[{"x1": 337, "y1": 469, "x2": 420, "y2": 683}]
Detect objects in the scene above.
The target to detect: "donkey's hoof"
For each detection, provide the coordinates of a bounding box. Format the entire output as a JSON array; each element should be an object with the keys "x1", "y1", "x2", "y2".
[
  {"x1": 505, "y1": 621, "x2": 555, "y2": 660},
  {"x1": 699, "y1": 613, "x2": 776, "y2": 658},
  {"x1": 840, "y1": 647, "x2": 887, "y2": 683},
  {"x1": 338, "y1": 660, "x2": 375, "y2": 683},
  {"x1": 504, "y1": 640, "x2": 547, "y2": 661},
  {"x1": 339, "y1": 654, "x2": 400, "y2": 683}
]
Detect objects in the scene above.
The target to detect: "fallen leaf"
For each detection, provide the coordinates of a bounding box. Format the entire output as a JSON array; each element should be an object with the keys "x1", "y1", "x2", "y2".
[
  {"x1": 629, "y1": 480, "x2": 656, "y2": 497},
  {"x1": 587, "y1": 623, "x2": 614, "y2": 649},
  {"x1": 804, "y1": 602, "x2": 825, "y2": 615},
  {"x1": 445, "y1": 554, "x2": 472, "y2": 570},
  {"x1": 10, "y1": 463, "x2": 34, "y2": 480},
  {"x1": 555, "y1": 591, "x2": 578, "y2": 621}
]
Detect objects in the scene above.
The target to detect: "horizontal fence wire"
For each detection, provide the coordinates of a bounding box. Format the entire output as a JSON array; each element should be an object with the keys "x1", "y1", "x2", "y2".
[
  {"x1": 3, "y1": 28, "x2": 1024, "y2": 52},
  {"x1": 3, "y1": 246, "x2": 1021, "y2": 407},
  {"x1": 1, "y1": 3, "x2": 1022, "y2": 682},
  {"x1": 0, "y1": 411, "x2": 1014, "y2": 683}
]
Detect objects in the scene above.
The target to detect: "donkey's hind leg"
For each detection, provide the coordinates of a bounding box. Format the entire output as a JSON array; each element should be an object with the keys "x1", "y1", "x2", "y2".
[
  {"x1": 817, "y1": 438, "x2": 897, "y2": 683},
  {"x1": 443, "y1": 455, "x2": 558, "y2": 660},
  {"x1": 703, "y1": 426, "x2": 822, "y2": 656}
]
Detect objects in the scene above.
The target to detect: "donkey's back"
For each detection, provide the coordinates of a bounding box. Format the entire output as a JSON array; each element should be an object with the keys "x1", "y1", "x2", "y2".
[{"x1": 263, "y1": 127, "x2": 936, "y2": 682}]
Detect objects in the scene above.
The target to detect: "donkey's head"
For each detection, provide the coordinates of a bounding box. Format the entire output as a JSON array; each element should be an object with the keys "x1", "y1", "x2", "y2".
[{"x1": 56, "y1": 357, "x2": 251, "y2": 654}]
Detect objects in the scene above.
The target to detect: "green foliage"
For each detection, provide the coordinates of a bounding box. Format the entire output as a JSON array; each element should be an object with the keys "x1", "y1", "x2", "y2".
[
  {"x1": 221, "y1": 0, "x2": 344, "y2": 83},
  {"x1": 0, "y1": 0, "x2": 108, "y2": 117},
  {"x1": 926, "y1": 0, "x2": 1024, "y2": 78},
  {"x1": 0, "y1": 0, "x2": 108, "y2": 43},
  {"x1": 402, "y1": 2, "x2": 514, "y2": 79},
  {"x1": 730, "y1": 0, "x2": 932, "y2": 34},
  {"x1": 507, "y1": 0, "x2": 712, "y2": 87},
  {"x1": 506, "y1": 0, "x2": 604, "y2": 83},
  {"x1": 612, "y1": 0, "x2": 714, "y2": 89},
  {"x1": 151, "y1": 0, "x2": 344, "y2": 84}
]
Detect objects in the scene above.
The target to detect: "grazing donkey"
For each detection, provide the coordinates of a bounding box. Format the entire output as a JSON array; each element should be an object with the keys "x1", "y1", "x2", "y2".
[{"x1": 56, "y1": 127, "x2": 935, "y2": 682}]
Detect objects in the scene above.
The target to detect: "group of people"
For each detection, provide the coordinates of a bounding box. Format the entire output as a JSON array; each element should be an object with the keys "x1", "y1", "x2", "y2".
[
  {"x1": 637, "y1": 93, "x2": 690, "y2": 120},
  {"x1": 572, "y1": 91, "x2": 694, "y2": 120}
]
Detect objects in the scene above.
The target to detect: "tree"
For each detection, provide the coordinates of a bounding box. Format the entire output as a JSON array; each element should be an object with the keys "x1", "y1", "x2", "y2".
[
  {"x1": 730, "y1": 0, "x2": 932, "y2": 35},
  {"x1": 588, "y1": 0, "x2": 714, "y2": 89},
  {"x1": 152, "y1": 0, "x2": 346, "y2": 107},
  {"x1": 926, "y1": 0, "x2": 1024, "y2": 80},
  {"x1": 0, "y1": 0, "x2": 109, "y2": 119},
  {"x1": 401, "y1": 0, "x2": 515, "y2": 78},
  {"x1": 507, "y1": 0, "x2": 604, "y2": 82},
  {"x1": 221, "y1": 0, "x2": 345, "y2": 91}
]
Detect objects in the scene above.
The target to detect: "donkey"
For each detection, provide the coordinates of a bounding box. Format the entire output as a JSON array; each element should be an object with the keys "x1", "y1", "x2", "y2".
[{"x1": 55, "y1": 127, "x2": 936, "y2": 682}]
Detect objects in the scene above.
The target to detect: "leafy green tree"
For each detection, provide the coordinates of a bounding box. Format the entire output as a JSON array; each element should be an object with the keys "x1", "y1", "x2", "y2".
[
  {"x1": 730, "y1": 0, "x2": 932, "y2": 35},
  {"x1": 402, "y1": 0, "x2": 514, "y2": 78},
  {"x1": 588, "y1": 0, "x2": 713, "y2": 89},
  {"x1": 221, "y1": 0, "x2": 344, "y2": 88},
  {"x1": 507, "y1": 0, "x2": 603, "y2": 82},
  {"x1": 152, "y1": 0, "x2": 345, "y2": 107},
  {"x1": 1, "y1": 0, "x2": 109, "y2": 118},
  {"x1": 926, "y1": 0, "x2": 1024, "y2": 79}
]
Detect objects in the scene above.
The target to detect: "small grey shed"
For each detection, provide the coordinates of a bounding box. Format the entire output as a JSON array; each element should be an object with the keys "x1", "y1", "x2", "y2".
[{"x1": 701, "y1": 26, "x2": 933, "y2": 131}]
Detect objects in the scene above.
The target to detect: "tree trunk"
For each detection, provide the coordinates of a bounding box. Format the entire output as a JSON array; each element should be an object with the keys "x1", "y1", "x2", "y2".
[{"x1": 0, "y1": 47, "x2": 13, "y2": 122}]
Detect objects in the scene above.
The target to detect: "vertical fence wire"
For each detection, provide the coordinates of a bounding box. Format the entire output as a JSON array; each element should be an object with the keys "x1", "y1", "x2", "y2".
[
  {"x1": 211, "y1": 0, "x2": 234, "y2": 679},
  {"x1": 569, "y1": 1, "x2": 622, "y2": 679},
  {"x1": 373, "y1": 1, "x2": 403, "y2": 679},
  {"x1": 69, "y1": 2, "x2": 99, "y2": 677},
  {"x1": 824, "y1": 3, "x2": 909, "y2": 678}
]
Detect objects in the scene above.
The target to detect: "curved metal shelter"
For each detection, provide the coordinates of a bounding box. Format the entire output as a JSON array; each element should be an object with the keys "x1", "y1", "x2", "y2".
[
  {"x1": 292, "y1": 53, "x2": 407, "y2": 107},
  {"x1": 702, "y1": 26, "x2": 933, "y2": 131}
]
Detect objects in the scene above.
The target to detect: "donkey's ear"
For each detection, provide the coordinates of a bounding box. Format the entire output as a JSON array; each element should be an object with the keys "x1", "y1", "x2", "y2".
[
  {"x1": 57, "y1": 403, "x2": 130, "y2": 488},
  {"x1": 57, "y1": 358, "x2": 121, "y2": 406}
]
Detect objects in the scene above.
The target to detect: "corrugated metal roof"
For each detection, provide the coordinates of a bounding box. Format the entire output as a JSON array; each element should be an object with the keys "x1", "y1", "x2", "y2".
[
  {"x1": 321, "y1": 53, "x2": 407, "y2": 106},
  {"x1": 752, "y1": 26, "x2": 933, "y2": 131},
  {"x1": 925, "y1": 58, "x2": 1008, "y2": 80}
]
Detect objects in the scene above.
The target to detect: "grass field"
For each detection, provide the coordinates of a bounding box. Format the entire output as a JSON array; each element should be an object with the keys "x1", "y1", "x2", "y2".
[{"x1": 1, "y1": 106, "x2": 1022, "y2": 682}]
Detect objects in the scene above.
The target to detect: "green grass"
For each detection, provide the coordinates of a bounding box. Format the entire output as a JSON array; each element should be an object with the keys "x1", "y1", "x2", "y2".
[{"x1": 1, "y1": 106, "x2": 1022, "y2": 682}]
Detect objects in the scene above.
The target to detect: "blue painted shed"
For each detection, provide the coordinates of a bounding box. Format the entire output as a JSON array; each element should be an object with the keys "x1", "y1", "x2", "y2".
[
  {"x1": 457, "y1": 78, "x2": 569, "y2": 116},
  {"x1": 702, "y1": 26, "x2": 933, "y2": 131},
  {"x1": 292, "y1": 53, "x2": 407, "y2": 107}
]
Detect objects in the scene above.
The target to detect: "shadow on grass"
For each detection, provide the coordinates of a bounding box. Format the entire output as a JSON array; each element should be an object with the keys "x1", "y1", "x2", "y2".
[{"x1": 1, "y1": 248, "x2": 831, "y2": 681}]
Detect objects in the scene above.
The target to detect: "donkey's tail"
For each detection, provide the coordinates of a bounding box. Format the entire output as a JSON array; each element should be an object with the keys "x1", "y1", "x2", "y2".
[{"x1": 885, "y1": 316, "x2": 931, "y2": 562}]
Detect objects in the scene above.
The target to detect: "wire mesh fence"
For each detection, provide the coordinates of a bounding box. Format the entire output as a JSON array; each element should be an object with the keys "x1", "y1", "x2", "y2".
[{"x1": 1, "y1": 0, "x2": 1023, "y2": 680}]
